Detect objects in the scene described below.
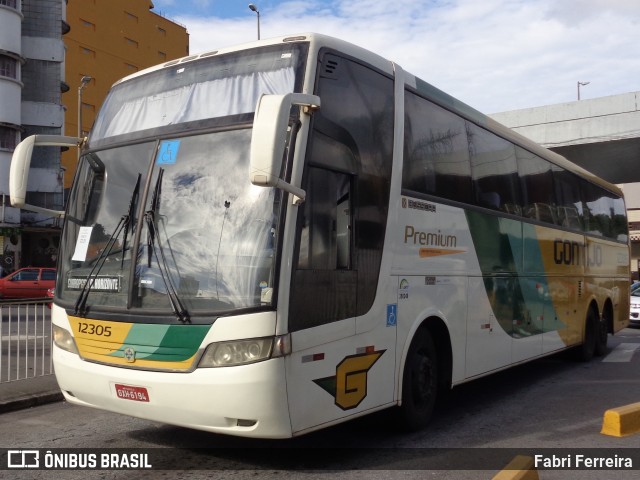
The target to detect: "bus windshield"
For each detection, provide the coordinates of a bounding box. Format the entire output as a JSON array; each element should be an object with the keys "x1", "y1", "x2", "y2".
[
  {"x1": 56, "y1": 43, "x2": 310, "y2": 318},
  {"x1": 60, "y1": 130, "x2": 281, "y2": 316}
]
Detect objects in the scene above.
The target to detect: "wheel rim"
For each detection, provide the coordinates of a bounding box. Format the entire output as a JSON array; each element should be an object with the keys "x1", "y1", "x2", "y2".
[{"x1": 412, "y1": 349, "x2": 435, "y2": 406}]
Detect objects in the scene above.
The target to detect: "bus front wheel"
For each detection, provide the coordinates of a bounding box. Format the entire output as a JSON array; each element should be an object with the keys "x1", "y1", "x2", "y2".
[{"x1": 397, "y1": 328, "x2": 438, "y2": 431}]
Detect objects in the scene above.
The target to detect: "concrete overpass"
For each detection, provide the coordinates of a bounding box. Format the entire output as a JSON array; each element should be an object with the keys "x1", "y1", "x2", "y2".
[{"x1": 490, "y1": 91, "x2": 640, "y2": 203}]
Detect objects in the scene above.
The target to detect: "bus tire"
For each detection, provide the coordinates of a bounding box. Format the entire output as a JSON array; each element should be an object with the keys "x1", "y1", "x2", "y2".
[
  {"x1": 594, "y1": 315, "x2": 608, "y2": 357},
  {"x1": 578, "y1": 308, "x2": 597, "y2": 362},
  {"x1": 397, "y1": 328, "x2": 438, "y2": 431}
]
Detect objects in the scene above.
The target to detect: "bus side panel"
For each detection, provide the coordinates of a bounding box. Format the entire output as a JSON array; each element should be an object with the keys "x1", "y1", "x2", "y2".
[
  {"x1": 285, "y1": 312, "x2": 397, "y2": 436},
  {"x1": 585, "y1": 236, "x2": 630, "y2": 333},
  {"x1": 393, "y1": 199, "x2": 480, "y2": 385},
  {"x1": 524, "y1": 224, "x2": 585, "y2": 352},
  {"x1": 463, "y1": 212, "x2": 533, "y2": 373},
  {"x1": 465, "y1": 275, "x2": 512, "y2": 377}
]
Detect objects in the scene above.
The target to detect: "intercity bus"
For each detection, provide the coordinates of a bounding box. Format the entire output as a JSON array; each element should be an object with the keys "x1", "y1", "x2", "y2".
[{"x1": 10, "y1": 33, "x2": 629, "y2": 438}]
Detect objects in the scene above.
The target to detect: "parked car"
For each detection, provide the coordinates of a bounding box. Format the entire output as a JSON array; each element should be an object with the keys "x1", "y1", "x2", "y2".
[
  {"x1": 0, "y1": 267, "x2": 56, "y2": 299},
  {"x1": 46, "y1": 287, "x2": 54, "y2": 308},
  {"x1": 630, "y1": 288, "x2": 640, "y2": 327}
]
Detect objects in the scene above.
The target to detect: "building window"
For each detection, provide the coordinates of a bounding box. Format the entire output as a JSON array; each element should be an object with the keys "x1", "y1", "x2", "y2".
[
  {"x1": 80, "y1": 19, "x2": 96, "y2": 30},
  {"x1": 81, "y1": 102, "x2": 95, "y2": 113},
  {"x1": 0, "y1": 0, "x2": 18, "y2": 9},
  {"x1": 80, "y1": 47, "x2": 96, "y2": 58},
  {"x1": 0, "y1": 127, "x2": 18, "y2": 150},
  {"x1": 125, "y1": 37, "x2": 139, "y2": 48},
  {"x1": 125, "y1": 11, "x2": 138, "y2": 23},
  {"x1": 125, "y1": 63, "x2": 138, "y2": 72},
  {"x1": 158, "y1": 51, "x2": 167, "y2": 60},
  {"x1": 157, "y1": 26, "x2": 167, "y2": 36},
  {"x1": 0, "y1": 55, "x2": 17, "y2": 79},
  {"x1": 25, "y1": 191, "x2": 63, "y2": 211}
]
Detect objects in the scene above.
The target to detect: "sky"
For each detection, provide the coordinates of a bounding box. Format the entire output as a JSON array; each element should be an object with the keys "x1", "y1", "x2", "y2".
[{"x1": 150, "y1": 0, "x2": 640, "y2": 114}]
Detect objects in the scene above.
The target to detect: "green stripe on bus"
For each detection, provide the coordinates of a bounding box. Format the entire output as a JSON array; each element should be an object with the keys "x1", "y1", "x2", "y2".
[
  {"x1": 109, "y1": 323, "x2": 210, "y2": 362},
  {"x1": 465, "y1": 211, "x2": 563, "y2": 337}
]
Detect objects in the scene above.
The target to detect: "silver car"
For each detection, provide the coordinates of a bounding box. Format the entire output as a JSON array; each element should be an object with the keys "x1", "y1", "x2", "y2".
[{"x1": 630, "y1": 288, "x2": 640, "y2": 327}]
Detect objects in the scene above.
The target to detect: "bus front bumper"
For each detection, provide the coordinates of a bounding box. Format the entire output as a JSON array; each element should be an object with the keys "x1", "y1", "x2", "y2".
[{"x1": 53, "y1": 346, "x2": 293, "y2": 439}]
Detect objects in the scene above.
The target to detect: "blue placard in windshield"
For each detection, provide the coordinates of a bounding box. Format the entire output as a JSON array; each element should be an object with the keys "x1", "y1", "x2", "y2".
[{"x1": 157, "y1": 140, "x2": 181, "y2": 165}]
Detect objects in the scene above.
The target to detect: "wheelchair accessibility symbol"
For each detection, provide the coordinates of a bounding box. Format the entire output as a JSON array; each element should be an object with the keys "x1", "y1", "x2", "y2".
[
  {"x1": 157, "y1": 140, "x2": 181, "y2": 165},
  {"x1": 387, "y1": 303, "x2": 397, "y2": 327}
]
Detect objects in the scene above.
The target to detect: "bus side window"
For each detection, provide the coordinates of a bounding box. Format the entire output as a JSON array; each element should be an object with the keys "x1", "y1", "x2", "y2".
[{"x1": 297, "y1": 167, "x2": 352, "y2": 270}]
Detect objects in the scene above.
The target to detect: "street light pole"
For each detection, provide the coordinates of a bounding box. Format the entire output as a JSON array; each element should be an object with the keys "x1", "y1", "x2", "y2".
[
  {"x1": 577, "y1": 81, "x2": 590, "y2": 100},
  {"x1": 248, "y1": 4, "x2": 260, "y2": 40},
  {"x1": 78, "y1": 76, "x2": 92, "y2": 137}
]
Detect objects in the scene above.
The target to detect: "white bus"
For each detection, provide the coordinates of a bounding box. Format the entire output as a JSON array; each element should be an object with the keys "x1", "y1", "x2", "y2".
[{"x1": 11, "y1": 33, "x2": 629, "y2": 438}]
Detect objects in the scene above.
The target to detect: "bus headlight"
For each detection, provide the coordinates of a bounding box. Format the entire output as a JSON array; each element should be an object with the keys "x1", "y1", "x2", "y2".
[
  {"x1": 198, "y1": 335, "x2": 290, "y2": 368},
  {"x1": 53, "y1": 325, "x2": 79, "y2": 355}
]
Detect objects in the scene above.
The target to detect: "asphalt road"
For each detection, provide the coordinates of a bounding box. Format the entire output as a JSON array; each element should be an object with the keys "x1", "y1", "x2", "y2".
[{"x1": 2, "y1": 328, "x2": 640, "y2": 480}]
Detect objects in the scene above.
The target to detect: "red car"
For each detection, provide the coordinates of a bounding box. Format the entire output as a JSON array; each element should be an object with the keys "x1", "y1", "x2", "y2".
[
  {"x1": 46, "y1": 287, "x2": 55, "y2": 308},
  {"x1": 0, "y1": 267, "x2": 57, "y2": 299}
]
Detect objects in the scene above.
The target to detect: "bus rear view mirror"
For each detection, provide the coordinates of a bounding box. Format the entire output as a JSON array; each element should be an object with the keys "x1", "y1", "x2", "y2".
[
  {"x1": 10, "y1": 134, "x2": 82, "y2": 217},
  {"x1": 250, "y1": 93, "x2": 320, "y2": 202}
]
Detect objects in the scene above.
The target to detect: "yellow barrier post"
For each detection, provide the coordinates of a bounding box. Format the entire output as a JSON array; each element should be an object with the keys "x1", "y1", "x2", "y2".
[
  {"x1": 601, "y1": 402, "x2": 640, "y2": 437},
  {"x1": 492, "y1": 455, "x2": 539, "y2": 480}
]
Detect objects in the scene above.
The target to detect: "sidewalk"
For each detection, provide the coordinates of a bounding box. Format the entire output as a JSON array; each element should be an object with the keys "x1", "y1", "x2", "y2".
[{"x1": 0, "y1": 375, "x2": 63, "y2": 414}]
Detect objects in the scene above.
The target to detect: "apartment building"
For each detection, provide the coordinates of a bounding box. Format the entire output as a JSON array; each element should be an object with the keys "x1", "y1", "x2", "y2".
[
  {"x1": 0, "y1": 0, "x2": 67, "y2": 271},
  {"x1": 63, "y1": 0, "x2": 189, "y2": 190},
  {"x1": 0, "y1": 0, "x2": 188, "y2": 273}
]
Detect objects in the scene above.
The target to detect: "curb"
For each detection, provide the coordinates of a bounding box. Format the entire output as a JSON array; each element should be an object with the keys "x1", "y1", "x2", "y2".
[
  {"x1": 0, "y1": 391, "x2": 64, "y2": 415},
  {"x1": 601, "y1": 402, "x2": 640, "y2": 437}
]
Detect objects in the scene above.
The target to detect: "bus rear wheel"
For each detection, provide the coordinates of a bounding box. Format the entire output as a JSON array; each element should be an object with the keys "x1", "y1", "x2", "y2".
[
  {"x1": 594, "y1": 311, "x2": 609, "y2": 357},
  {"x1": 397, "y1": 328, "x2": 438, "y2": 431},
  {"x1": 578, "y1": 308, "x2": 598, "y2": 362}
]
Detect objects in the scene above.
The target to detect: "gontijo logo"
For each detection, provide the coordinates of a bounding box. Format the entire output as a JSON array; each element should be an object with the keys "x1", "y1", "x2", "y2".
[{"x1": 313, "y1": 349, "x2": 385, "y2": 410}]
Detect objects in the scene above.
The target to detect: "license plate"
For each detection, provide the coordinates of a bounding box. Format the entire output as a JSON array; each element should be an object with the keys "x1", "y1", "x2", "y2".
[{"x1": 115, "y1": 384, "x2": 149, "y2": 402}]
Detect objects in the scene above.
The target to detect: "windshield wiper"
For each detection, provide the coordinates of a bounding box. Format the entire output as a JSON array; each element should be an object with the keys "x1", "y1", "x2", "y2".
[
  {"x1": 121, "y1": 175, "x2": 141, "y2": 268},
  {"x1": 145, "y1": 168, "x2": 190, "y2": 323},
  {"x1": 74, "y1": 174, "x2": 141, "y2": 316}
]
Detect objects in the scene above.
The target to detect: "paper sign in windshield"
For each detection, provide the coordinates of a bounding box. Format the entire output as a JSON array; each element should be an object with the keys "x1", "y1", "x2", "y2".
[
  {"x1": 72, "y1": 226, "x2": 93, "y2": 261},
  {"x1": 157, "y1": 140, "x2": 181, "y2": 165},
  {"x1": 67, "y1": 276, "x2": 121, "y2": 292}
]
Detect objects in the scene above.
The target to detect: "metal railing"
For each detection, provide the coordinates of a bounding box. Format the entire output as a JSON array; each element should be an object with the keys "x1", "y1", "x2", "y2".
[{"x1": 0, "y1": 299, "x2": 52, "y2": 383}]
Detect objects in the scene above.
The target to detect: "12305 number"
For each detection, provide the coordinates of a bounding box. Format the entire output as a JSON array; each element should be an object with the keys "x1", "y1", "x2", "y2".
[{"x1": 78, "y1": 322, "x2": 112, "y2": 337}]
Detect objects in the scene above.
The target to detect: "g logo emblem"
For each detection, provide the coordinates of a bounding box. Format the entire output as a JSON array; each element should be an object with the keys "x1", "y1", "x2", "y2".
[{"x1": 313, "y1": 350, "x2": 385, "y2": 410}]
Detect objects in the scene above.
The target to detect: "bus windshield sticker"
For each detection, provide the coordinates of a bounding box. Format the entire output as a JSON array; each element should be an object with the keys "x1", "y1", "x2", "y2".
[
  {"x1": 71, "y1": 226, "x2": 93, "y2": 262},
  {"x1": 67, "y1": 276, "x2": 121, "y2": 292},
  {"x1": 157, "y1": 140, "x2": 181, "y2": 165}
]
